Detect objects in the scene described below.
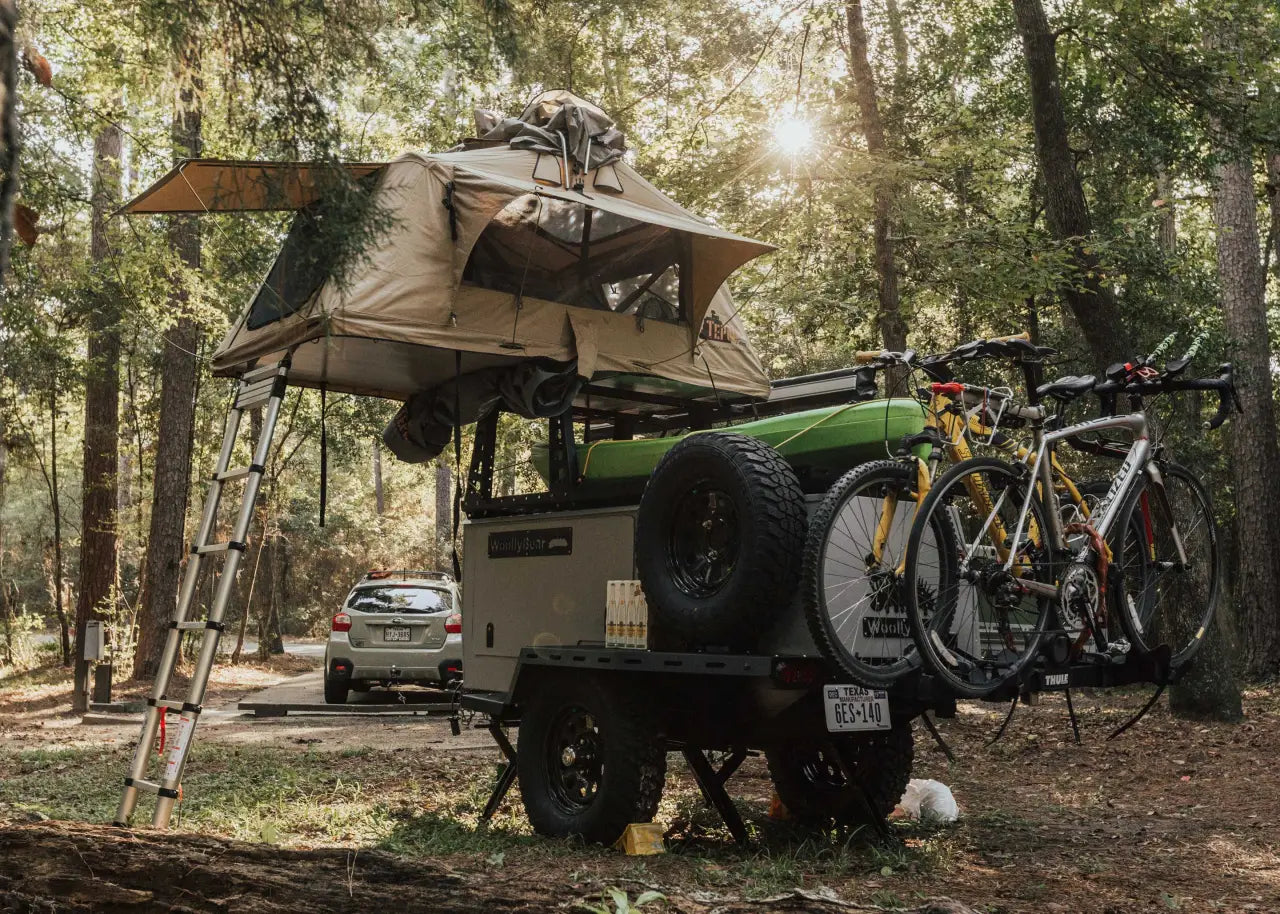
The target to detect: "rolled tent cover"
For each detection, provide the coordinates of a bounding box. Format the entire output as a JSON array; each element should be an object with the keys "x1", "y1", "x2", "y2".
[{"x1": 209, "y1": 91, "x2": 774, "y2": 402}]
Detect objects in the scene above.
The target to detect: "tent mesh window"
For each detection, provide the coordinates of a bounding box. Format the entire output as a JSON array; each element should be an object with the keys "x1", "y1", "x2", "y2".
[
  {"x1": 245, "y1": 169, "x2": 383, "y2": 331},
  {"x1": 246, "y1": 204, "x2": 333, "y2": 330},
  {"x1": 463, "y1": 194, "x2": 685, "y2": 324}
]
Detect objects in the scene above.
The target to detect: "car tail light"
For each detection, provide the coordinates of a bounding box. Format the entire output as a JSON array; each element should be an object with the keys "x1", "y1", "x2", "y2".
[
  {"x1": 332, "y1": 612, "x2": 352, "y2": 633},
  {"x1": 445, "y1": 612, "x2": 462, "y2": 634}
]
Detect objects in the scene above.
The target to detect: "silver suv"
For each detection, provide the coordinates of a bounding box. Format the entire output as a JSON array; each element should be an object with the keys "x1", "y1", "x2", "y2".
[{"x1": 323, "y1": 571, "x2": 462, "y2": 704}]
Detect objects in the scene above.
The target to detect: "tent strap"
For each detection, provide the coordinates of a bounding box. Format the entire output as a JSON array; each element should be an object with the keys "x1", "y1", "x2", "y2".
[
  {"x1": 442, "y1": 180, "x2": 458, "y2": 241},
  {"x1": 452, "y1": 351, "x2": 463, "y2": 582},
  {"x1": 319, "y1": 386, "x2": 328, "y2": 528}
]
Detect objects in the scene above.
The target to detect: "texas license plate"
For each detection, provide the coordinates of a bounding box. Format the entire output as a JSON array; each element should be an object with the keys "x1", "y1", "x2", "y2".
[
  {"x1": 383, "y1": 627, "x2": 412, "y2": 642},
  {"x1": 824, "y1": 685, "x2": 891, "y2": 732}
]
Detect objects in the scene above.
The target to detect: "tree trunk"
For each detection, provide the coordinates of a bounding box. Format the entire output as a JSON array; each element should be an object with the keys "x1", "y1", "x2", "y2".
[
  {"x1": 1159, "y1": 163, "x2": 1239, "y2": 716},
  {"x1": 1012, "y1": 0, "x2": 1133, "y2": 369},
  {"x1": 1264, "y1": 152, "x2": 1280, "y2": 278},
  {"x1": 48, "y1": 391, "x2": 68, "y2": 664},
  {"x1": 0, "y1": 418, "x2": 10, "y2": 666},
  {"x1": 1214, "y1": 153, "x2": 1280, "y2": 677},
  {"x1": 72, "y1": 120, "x2": 123, "y2": 711},
  {"x1": 0, "y1": 0, "x2": 19, "y2": 286},
  {"x1": 134, "y1": 31, "x2": 203, "y2": 680},
  {"x1": 233, "y1": 410, "x2": 265, "y2": 663},
  {"x1": 372, "y1": 439, "x2": 384, "y2": 515},
  {"x1": 434, "y1": 459, "x2": 452, "y2": 565},
  {"x1": 844, "y1": 1, "x2": 908, "y2": 356}
]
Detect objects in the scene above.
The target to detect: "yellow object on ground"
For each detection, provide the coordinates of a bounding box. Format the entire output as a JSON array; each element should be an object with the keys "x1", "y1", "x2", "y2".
[{"x1": 615, "y1": 823, "x2": 666, "y2": 855}]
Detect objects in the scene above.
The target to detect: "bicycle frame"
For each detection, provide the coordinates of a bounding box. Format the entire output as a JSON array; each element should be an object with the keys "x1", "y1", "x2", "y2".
[
  {"x1": 1002, "y1": 412, "x2": 1152, "y2": 595},
  {"x1": 874, "y1": 385, "x2": 1079, "y2": 571}
]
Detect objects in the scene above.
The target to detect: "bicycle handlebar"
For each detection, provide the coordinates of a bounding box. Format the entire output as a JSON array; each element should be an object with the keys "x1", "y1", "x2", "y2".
[{"x1": 1094, "y1": 363, "x2": 1240, "y2": 429}]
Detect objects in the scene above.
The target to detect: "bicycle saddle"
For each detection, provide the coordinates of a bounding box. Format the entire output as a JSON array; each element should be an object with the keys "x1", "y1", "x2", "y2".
[{"x1": 1036, "y1": 374, "x2": 1096, "y2": 401}]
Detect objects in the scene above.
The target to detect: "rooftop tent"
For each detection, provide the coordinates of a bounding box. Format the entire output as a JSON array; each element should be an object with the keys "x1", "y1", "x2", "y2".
[{"x1": 154, "y1": 92, "x2": 775, "y2": 405}]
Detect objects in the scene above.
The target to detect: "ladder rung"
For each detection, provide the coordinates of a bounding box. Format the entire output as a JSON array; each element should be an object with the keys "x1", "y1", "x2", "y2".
[
  {"x1": 169, "y1": 619, "x2": 225, "y2": 633},
  {"x1": 124, "y1": 778, "x2": 179, "y2": 799},
  {"x1": 192, "y1": 541, "x2": 246, "y2": 555},
  {"x1": 215, "y1": 463, "x2": 264, "y2": 483},
  {"x1": 149, "y1": 698, "x2": 185, "y2": 711},
  {"x1": 241, "y1": 361, "x2": 288, "y2": 384},
  {"x1": 234, "y1": 377, "x2": 280, "y2": 410}
]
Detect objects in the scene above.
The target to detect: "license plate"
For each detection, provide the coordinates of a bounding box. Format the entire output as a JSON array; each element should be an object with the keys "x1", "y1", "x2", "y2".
[
  {"x1": 383, "y1": 627, "x2": 412, "y2": 642},
  {"x1": 824, "y1": 685, "x2": 890, "y2": 732}
]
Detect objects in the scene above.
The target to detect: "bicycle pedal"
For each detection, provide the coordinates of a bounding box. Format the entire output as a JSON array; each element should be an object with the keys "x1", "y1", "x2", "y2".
[{"x1": 1106, "y1": 639, "x2": 1132, "y2": 662}]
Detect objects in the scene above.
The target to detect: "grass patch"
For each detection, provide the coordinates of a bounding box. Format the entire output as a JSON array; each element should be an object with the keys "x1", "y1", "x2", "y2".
[{"x1": 0, "y1": 740, "x2": 961, "y2": 899}]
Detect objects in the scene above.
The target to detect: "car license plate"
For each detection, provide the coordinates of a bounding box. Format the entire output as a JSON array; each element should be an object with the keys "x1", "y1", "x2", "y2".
[
  {"x1": 383, "y1": 626, "x2": 412, "y2": 642},
  {"x1": 824, "y1": 685, "x2": 890, "y2": 732}
]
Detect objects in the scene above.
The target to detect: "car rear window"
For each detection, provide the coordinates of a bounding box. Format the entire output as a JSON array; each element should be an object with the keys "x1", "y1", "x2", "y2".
[{"x1": 345, "y1": 585, "x2": 452, "y2": 614}]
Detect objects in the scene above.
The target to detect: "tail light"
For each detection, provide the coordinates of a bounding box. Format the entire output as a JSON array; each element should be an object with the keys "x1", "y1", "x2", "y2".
[
  {"x1": 331, "y1": 612, "x2": 352, "y2": 633},
  {"x1": 445, "y1": 611, "x2": 462, "y2": 634}
]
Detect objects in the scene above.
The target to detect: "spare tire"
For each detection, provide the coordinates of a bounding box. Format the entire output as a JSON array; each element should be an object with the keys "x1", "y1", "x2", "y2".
[{"x1": 636, "y1": 433, "x2": 805, "y2": 650}]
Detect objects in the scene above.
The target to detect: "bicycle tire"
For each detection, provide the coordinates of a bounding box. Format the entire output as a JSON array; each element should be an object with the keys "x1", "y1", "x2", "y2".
[
  {"x1": 801, "y1": 460, "x2": 957, "y2": 688},
  {"x1": 903, "y1": 456, "x2": 1054, "y2": 699},
  {"x1": 1109, "y1": 461, "x2": 1220, "y2": 668},
  {"x1": 1078, "y1": 480, "x2": 1154, "y2": 650}
]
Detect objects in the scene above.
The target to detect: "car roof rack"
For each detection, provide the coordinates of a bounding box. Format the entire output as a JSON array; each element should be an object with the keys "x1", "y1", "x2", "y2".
[{"x1": 364, "y1": 569, "x2": 454, "y2": 583}]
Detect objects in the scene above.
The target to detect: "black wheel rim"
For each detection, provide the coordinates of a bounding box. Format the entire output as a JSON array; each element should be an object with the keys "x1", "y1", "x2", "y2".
[
  {"x1": 667, "y1": 483, "x2": 740, "y2": 598},
  {"x1": 795, "y1": 745, "x2": 847, "y2": 792},
  {"x1": 546, "y1": 706, "x2": 604, "y2": 814}
]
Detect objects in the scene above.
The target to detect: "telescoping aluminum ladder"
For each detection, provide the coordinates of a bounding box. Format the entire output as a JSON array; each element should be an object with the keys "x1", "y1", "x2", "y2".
[{"x1": 114, "y1": 357, "x2": 290, "y2": 828}]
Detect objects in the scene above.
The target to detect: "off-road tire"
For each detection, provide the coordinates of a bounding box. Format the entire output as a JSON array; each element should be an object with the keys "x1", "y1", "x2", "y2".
[
  {"x1": 323, "y1": 674, "x2": 350, "y2": 705},
  {"x1": 803, "y1": 460, "x2": 957, "y2": 688},
  {"x1": 517, "y1": 675, "x2": 667, "y2": 845},
  {"x1": 636, "y1": 433, "x2": 806, "y2": 650},
  {"x1": 766, "y1": 722, "x2": 914, "y2": 827}
]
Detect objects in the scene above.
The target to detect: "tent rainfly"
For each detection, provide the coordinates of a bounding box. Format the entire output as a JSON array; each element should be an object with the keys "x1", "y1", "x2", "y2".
[{"x1": 125, "y1": 91, "x2": 776, "y2": 416}]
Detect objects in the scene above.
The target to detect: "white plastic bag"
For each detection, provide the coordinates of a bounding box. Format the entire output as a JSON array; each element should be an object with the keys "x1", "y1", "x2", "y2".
[{"x1": 897, "y1": 778, "x2": 960, "y2": 824}]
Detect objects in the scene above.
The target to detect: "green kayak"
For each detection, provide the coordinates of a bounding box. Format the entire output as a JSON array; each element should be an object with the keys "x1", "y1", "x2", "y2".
[{"x1": 533, "y1": 398, "x2": 927, "y2": 487}]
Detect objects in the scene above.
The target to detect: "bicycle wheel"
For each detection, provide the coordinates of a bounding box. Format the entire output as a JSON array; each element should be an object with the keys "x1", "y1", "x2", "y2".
[
  {"x1": 903, "y1": 456, "x2": 1054, "y2": 698},
  {"x1": 802, "y1": 460, "x2": 956, "y2": 687},
  {"x1": 1110, "y1": 461, "x2": 1220, "y2": 668}
]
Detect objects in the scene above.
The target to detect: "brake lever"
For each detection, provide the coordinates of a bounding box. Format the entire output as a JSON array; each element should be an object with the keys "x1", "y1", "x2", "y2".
[{"x1": 1206, "y1": 388, "x2": 1234, "y2": 430}]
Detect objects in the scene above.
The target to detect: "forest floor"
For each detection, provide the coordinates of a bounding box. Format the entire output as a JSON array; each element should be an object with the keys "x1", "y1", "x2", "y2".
[{"x1": 1, "y1": 661, "x2": 1278, "y2": 913}]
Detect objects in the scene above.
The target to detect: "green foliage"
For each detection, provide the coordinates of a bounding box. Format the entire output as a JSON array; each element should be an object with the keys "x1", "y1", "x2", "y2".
[{"x1": 0, "y1": 0, "x2": 1274, "y2": 663}]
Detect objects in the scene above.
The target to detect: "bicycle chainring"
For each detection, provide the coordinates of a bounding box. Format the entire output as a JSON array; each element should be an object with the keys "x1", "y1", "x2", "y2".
[{"x1": 1058, "y1": 561, "x2": 1100, "y2": 642}]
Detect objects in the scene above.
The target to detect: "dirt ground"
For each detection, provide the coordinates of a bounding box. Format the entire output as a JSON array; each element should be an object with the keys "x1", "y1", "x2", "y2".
[{"x1": 2, "y1": 664, "x2": 1279, "y2": 913}]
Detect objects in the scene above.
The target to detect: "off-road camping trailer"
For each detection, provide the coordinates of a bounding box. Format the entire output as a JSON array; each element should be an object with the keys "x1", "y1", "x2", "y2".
[{"x1": 115, "y1": 91, "x2": 1162, "y2": 846}]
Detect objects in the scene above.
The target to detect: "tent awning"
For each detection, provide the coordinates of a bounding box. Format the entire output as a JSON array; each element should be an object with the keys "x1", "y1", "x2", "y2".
[{"x1": 121, "y1": 159, "x2": 385, "y2": 214}]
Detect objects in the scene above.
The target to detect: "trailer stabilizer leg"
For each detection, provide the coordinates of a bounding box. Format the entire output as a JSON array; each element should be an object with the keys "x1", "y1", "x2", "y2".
[
  {"x1": 683, "y1": 748, "x2": 749, "y2": 845},
  {"x1": 480, "y1": 721, "x2": 518, "y2": 822}
]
